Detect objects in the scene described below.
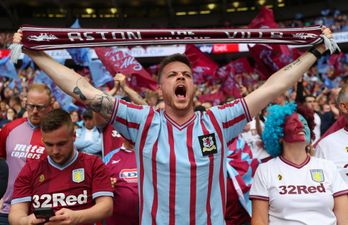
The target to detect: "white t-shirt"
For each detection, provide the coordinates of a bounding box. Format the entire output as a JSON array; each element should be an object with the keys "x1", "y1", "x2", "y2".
[
  {"x1": 313, "y1": 112, "x2": 321, "y2": 143},
  {"x1": 315, "y1": 128, "x2": 348, "y2": 184},
  {"x1": 250, "y1": 156, "x2": 348, "y2": 225},
  {"x1": 241, "y1": 118, "x2": 270, "y2": 160}
]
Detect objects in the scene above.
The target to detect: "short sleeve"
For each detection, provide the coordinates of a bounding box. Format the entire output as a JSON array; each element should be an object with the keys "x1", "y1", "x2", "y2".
[
  {"x1": 249, "y1": 164, "x2": 269, "y2": 201},
  {"x1": 328, "y1": 161, "x2": 348, "y2": 197},
  {"x1": 91, "y1": 157, "x2": 114, "y2": 199},
  {"x1": 110, "y1": 98, "x2": 151, "y2": 145},
  {"x1": 11, "y1": 163, "x2": 33, "y2": 204},
  {"x1": 209, "y1": 98, "x2": 251, "y2": 145}
]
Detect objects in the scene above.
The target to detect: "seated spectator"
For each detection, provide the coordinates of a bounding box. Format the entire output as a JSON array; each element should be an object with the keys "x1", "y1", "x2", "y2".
[{"x1": 74, "y1": 109, "x2": 102, "y2": 156}]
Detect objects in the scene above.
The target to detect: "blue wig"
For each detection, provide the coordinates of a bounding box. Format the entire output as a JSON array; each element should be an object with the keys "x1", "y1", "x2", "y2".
[{"x1": 262, "y1": 103, "x2": 297, "y2": 157}]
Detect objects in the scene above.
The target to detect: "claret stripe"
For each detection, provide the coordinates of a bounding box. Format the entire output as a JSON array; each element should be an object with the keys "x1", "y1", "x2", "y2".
[
  {"x1": 207, "y1": 111, "x2": 226, "y2": 216},
  {"x1": 222, "y1": 114, "x2": 245, "y2": 129},
  {"x1": 139, "y1": 109, "x2": 155, "y2": 223},
  {"x1": 186, "y1": 123, "x2": 196, "y2": 225},
  {"x1": 151, "y1": 140, "x2": 159, "y2": 225},
  {"x1": 115, "y1": 116, "x2": 140, "y2": 129}
]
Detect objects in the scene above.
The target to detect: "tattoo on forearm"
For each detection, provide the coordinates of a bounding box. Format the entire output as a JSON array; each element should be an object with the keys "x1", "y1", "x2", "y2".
[
  {"x1": 73, "y1": 78, "x2": 87, "y2": 101},
  {"x1": 73, "y1": 87, "x2": 87, "y2": 101},
  {"x1": 283, "y1": 59, "x2": 301, "y2": 71},
  {"x1": 88, "y1": 93, "x2": 114, "y2": 115},
  {"x1": 73, "y1": 77, "x2": 114, "y2": 117}
]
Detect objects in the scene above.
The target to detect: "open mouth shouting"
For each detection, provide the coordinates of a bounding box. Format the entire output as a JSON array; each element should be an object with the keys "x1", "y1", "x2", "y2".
[{"x1": 175, "y1": 84, "x2": 187, "y2": 100}]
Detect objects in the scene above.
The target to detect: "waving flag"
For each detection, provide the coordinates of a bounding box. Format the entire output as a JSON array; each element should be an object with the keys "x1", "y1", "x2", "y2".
[
  {"x1": 227, "y1": 136, "x2": 259, "y2": 216},
  {"x1": 328, "y1": 52, "x2": 347, "y2": 76},
  {"x1": 248, "y1": 7, "x2": 278, "y2": 29},
  {"x1": 66, "y1": 19, "x2": 91, "y2": 66},
  {"x1": 185, "y1": 44, "x2": 218, "y2": 84},
  {"x1": 198, "y1": 91, "x2": 226, "y2": 106},
  {"x1": 95, "y1": 47, "x2": 158, "y2": 91},
  {"x1": 20, "y1": 54, "x2": 34, "y2": 70},
  {"x1": 0, "y1": 56, "x2": 18, "y2": 79},
  {"x1": 248, "y1": 7, "x2": 302, "y2": 78},
  {"x1": 216, "y1": 57, "x2": 253, "y2": 80},
  {"x1": 88, "y1": 60, "x2": 114, "y2": 87}
]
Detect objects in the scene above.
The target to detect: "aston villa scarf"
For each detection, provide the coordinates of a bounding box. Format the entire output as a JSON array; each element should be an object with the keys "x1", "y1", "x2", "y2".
[{"x1": 10, "y1": 25, "x2": 340, "y2": 62}]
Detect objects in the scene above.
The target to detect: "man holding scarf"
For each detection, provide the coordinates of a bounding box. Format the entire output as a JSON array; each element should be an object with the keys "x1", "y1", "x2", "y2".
[{"x1": 12, "y1": 27, "x2": 334, "y2": 225}]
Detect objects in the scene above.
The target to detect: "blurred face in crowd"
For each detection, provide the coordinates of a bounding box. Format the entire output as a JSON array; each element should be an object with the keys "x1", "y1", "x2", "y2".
[
  {"x1": 159, "y1": 61, "x2": 195, "y2": 114},
  {"x1": 83, "y1": 117, "x2": 95, "y2": 130},
  {"x1": 70, "y1": 111, "x2": 80, "y2": 123},
  {"x1": 283, "y1": 113, "x2": 310, "y2": 144},
  {"x1": 7, "y1": 108, "x2": 16, "y2": 121},
  {"x1": 0, "y1": 101, "x2": 7, "y2": 111},
  {"x1": 26, "y1": 90, "x2": 52, "y2": 126},
  {"x1": 42, "y1": 124, "x2": 75, "y2": 165},
  {"x1": 304, "y1": 96, "x2": 316, "y2": 111},
  {"x1": 322, "y1": 104, "x2": 331, "y2": 112}
]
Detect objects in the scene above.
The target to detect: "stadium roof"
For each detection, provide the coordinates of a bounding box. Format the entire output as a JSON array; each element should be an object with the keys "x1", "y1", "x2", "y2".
[{"x1": 0, "y1": 0, "x2": 347, "y2": 30}]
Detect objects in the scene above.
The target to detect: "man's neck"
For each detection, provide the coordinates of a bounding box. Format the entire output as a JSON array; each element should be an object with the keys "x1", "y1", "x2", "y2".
[{"x1": 164, "y1": 107, "x2": 195, "y2": 126}]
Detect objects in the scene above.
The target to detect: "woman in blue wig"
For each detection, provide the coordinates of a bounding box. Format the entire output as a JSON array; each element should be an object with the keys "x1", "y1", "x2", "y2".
[{"x1": 249, "y1": 102, "x2": 348, "y2": 225}]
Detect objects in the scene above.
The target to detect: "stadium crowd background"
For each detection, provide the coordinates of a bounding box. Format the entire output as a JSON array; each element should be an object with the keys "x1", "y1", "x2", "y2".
[
  {"x1": 0, "y1": 6, "x2": 347, "y2": 131},
  {"x1": 0, "y1": 1, "x2": 347, "y2": 225}
]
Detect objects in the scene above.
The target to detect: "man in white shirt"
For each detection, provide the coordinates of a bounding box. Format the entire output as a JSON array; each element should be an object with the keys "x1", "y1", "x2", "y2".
[{"x1": 315, "y1": 84, "x2": 348, "y2": 184}]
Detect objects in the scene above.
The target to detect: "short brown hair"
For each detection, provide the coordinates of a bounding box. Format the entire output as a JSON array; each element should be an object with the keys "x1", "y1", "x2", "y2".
[
  {"x1": 157, "y1": 53, "x2": 191, "y2": 82},
  {"x1": 28, "y1": 83, "x2": 52, "y2": 103},
  {"x1": 41, "y1": 109, "x2": 74, "y2": 134}
]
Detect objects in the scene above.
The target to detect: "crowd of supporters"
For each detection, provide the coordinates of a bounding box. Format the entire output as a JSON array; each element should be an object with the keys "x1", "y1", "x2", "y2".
[{"x1": 0, "y1": 7, "x2": 347, "y2": 225}]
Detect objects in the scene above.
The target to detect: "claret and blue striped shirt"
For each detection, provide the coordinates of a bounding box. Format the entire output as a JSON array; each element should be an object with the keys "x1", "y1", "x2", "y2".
[{"x1": 110, "y1": 98, "x2": 251, "y2": 225}]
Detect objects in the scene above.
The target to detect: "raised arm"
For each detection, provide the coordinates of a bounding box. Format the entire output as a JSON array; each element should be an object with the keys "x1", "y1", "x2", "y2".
[
  {"x1": 114, "y1": 73, "x2": 147, "y2": 105},
  {"x1": 245, "y1": 27, "x2": 331, "y2": 118},
  {"x1": 13, "y1": 31, "x2": 115, "y2": 120}
]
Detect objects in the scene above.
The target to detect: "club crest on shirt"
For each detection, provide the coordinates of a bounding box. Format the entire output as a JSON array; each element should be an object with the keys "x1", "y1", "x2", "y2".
[
  {"x1": 72, "y1": 168, "x2": 85, "y2": 183},
  {"x1": 198, "y1": 133, "x2": 217, "y2": 156},
  {"x1": 39, "y1": 174, "x2": 45, "y2": 183},
  {"x1": 310, "y1": 169, "x2": 324, "y2": 183}
]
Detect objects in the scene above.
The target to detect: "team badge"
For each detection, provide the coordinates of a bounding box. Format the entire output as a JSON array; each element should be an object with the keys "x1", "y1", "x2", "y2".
[
  {"x1": 72, "y1": 168, "x2": 85, "y2": 183},
  {"x1": 198, "y1": 133, "x2": 217, "y2": 156},
  {"x1": 278, "y1": 174, "x2": 282, "y2": 181},
  {"x1": 39, "y1": 174, "x2": 45, "y2": 183},
  {"x1": 310, "y1": 169, "x2": 325, "y2": 183}
]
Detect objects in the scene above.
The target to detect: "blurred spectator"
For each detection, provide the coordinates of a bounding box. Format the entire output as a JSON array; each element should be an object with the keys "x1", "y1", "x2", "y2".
[
  {"x1": 304, "y1": 95, "x2": 321, "y2": 143},
  {"x1": 74, "y1": 109, "x2": 102, "y2": 156},
  {"x1": 0, "y1": 101, "x2": 7, "y2": 119},
  {"x1": 0, "y1": 159, "x2": 8, "y2": 199},
  {"x1": 69, "y1": 110, "x2": 80, "y2": 123},
  {"x1": 8, "y1": 96, "x2": 24, "y2": 118},
  {"x1": 315, "y1": 83, "x2": 348, "y2": 184},
  {"x1": 104, "y1": 139, "x2": 138, "y2": 225}
]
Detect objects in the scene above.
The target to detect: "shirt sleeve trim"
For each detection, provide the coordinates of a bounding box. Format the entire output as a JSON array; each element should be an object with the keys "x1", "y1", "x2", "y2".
[
  {"x1": 333, "y1": 189, "x2": 348, "y2": 197},
  {"x1": 249, "y1": 195, "x2": 269, "y2": 201},
  {"x1": 11, "y1": 196, "x2": 31, "y2": 205},
  {"x1": 92, "y1": 191, "x2": 114, "y2": 199},
  {"x1": 241, "y1": 98, "x2": 252, "y2": 122}
]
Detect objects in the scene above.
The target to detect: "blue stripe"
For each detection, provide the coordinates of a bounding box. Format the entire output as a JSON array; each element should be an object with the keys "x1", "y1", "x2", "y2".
[
  {"x1": 92, "y1": 191, "x2": 114, "y2": 199},
  {"x1": 11, "y1": 196, "x2": 31, "y2": 204}
]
